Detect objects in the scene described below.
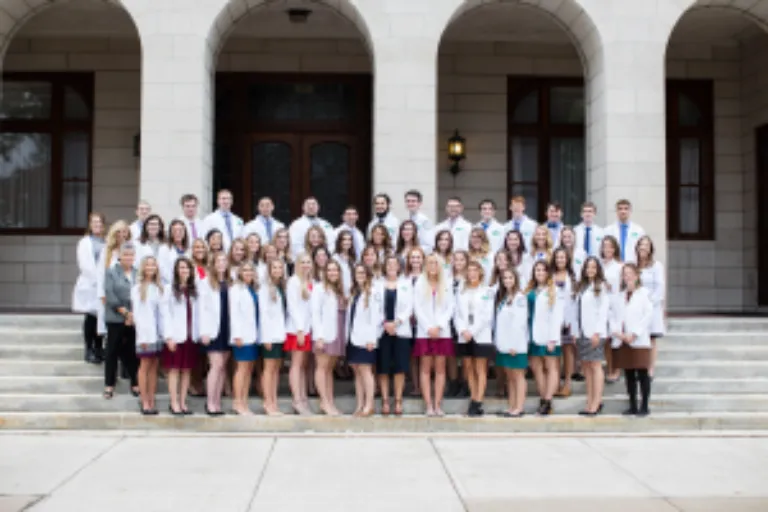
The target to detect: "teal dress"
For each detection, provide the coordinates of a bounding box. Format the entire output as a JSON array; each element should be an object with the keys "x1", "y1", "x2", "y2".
[
  {"x1": 495, "y1": 300, "x2": 529, "y2": 370},
  {"x1": 528, "y1": 289, "x2": 562, "y2": 358}
]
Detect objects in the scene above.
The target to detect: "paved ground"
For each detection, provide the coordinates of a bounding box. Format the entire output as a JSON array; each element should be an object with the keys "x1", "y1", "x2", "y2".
[{"x1": 1, "y1": 432, "x2": 767, "y2": 512}]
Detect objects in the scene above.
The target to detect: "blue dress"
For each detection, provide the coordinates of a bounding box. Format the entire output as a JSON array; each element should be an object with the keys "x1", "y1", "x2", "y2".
[
  {"x1": 232, "y1": 287, "x2": 259, "y2": 362},
  {"x1": 207, "y1": 283, "x2": 231, "y2": 353}
]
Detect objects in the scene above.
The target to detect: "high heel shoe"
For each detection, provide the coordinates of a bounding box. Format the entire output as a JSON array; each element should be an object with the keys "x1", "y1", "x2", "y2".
[{"x1": 169, "y1": 405, "x2": 184, "y2": 417}]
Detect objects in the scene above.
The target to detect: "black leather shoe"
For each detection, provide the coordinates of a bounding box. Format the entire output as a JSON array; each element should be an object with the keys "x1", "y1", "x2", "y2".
[
  {"x1": 622, "y1": 407, "x2": 638, "y2": 416},
  {"x1": 571, "y1": 373, "x2": 585, "y2": 382},
  {"x1": 169, "y1": 405, "x2": 185, "y2": 417},
  {"x1": 636, "y1": 407, "x2": 650, "y2": 417}
]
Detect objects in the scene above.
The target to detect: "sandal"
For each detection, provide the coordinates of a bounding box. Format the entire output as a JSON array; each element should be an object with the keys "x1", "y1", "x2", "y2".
[
  {"x1": 103, "y1": 389, "x2": 114, "y2": 400},
  {"x1": 394, "y1": 399, "x2": 403, "y2": 417},
  {"x1": 381, "y1": 399, "x2": 390, "y2": 417}
]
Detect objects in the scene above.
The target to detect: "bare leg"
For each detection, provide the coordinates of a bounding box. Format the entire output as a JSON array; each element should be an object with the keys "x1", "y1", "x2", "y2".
[
  {"x1": 315, "y1": 353, "x2": 331, "y2": 413},
  {"x1": 326, "y1": 356, "x2": 339, "y2": 414},
  {"x1": 378, "y1": 374, "x2": 391, "y2": 414},
  {"x1": 362, "y1": 365, "x2": 376, "y2": 414},
  {"x1": 583, "y1": 361, "x2": 593, "y2": 412},
  {"x1": 434, "y1": 356, "x2": 447, "y2": 415},
  {"x1": 592, "y1": 362, "x2": 605, "y2": 413},
  {"x1": 167, "y1": 369, "x2": 180, "y2": 411},
  {"x1": 512, "y1": 369, "x2": 526, "y2": 413},
  {"x1": 558, "y1": 345, "x2": 575, "y2": 395},
  {"x1": 544, "y1": 356, "x2": 559, "y2": 401},
  {"x1": 410, "y1": 356, "x2": 421, "y2": 395},
  {"x1": 352, "y1": 364, "x2": 364, "y2": 415},
  {"x1": 138, "y1": 358, "x2": 151, "y2": 411},
  {"x1": 504, "y1": 368, "x2": 516, "y2": 412},
  {"x1": 419, "y1": 356, "x2": 434, "y2": 414},
  {"x1": 179, "y1": 370, "x2": 191, "y2": 411},
  {"x1": 530, "y1": 357, "x2": 546, "y2": 398},
  {"x1": 475, "y1": 358, "x2": 488, "y2": 403},
  {"x1": 393, "y1": 373, "x2": 405, "y2": 406},
  {"x1": 289, "y1": 351, "x2": 308, "y2": 412},
  {"x1": 464, "y1": 357, "x2": 476, "y2": 401}
]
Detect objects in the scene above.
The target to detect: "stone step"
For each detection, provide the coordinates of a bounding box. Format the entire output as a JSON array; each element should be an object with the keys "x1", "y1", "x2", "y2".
[
  {"x1": 0, "y1": 314, "x2": 82, "y2": 329},
  {"x1": 2, "y1": 411, "x2": 767, "y2": 433},
  {"x1": 0, "y1": 392, "x2": 765, "y2": 414},
  {"x1": 2, "y1": 375, "x2": 765, "y2": 395},
  {"x1": 667, "y1": 317, "x2": 768, "y2": 333}
]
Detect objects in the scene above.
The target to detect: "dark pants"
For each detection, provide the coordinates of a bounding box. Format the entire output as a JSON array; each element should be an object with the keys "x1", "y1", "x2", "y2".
[
  {"x1": 82, "y1": 314, "x2": 102, "y2": 355},
  {"x1": 624, "y1": 369, "x2": 651, "y2": 411},
  {"x1": 105, "y1": 322, "x2": 138, "y2": 388}
]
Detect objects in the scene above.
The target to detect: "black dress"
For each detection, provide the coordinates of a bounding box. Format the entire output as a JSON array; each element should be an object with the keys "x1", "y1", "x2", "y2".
[
  {"x1": 376, "y1": 288, "x2": 410, "y2": 375},
  {"x1": 206, "y1": 283, "x2": 230, "y2": 353},
  {"x1": 347, "y1": 293, "x2": 377, "y2": 365}
]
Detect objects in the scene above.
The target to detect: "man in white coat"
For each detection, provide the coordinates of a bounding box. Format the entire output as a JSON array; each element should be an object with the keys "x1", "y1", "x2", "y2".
[
  {"x1": 603, "y1": 199, "x2": 645, "y2": 263},
  {"x1": 504, "y1": 195, "x2": 537, "y2": 251},
  {"x1": 545, "y1": 201, "x2": 564, "y2": 247},
  {"x1": 366, "y1": 193, "x2": 399, "y2": 241},
  {"x1": 129, "y1": 200, "x2": 151, "y2": 241},
  {"x1": 574, "y1": 201, "x2": 604, "y2": 258},
  {"x1": 476, "y1": 199, "x2": 505, "y2": 254},
  {"x1": 288, "y1": 196, "x2": 334, "y2": 259},
  {"x1": 177, "y1": 193, "x2": 204, "y2": 241},
  {"x1": 434, "y1": 197, "x2": 472, "y2": 251},
  {"x1": 242, "y1": 196, "x2": 285, "y2": 243},
  {"x1": 404, "y1": 189, "x2": 433, "y2": 253},
  {"x1": 333, "y1": 206, "x2": 365, "y2": 259},
  {"x1": 202, "y1": 189, "x2": 244, "y2": 252}
]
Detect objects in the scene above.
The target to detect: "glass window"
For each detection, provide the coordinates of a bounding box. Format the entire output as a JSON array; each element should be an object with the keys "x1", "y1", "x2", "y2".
[
  {"x1": 251, "y1": 141, "x2": 293, "y2": 225},
  {"x1": 509, "y1": 137, "x2": 538, "y2": 182},
  {"x1": 64, "y1": 87, "x2": 91, "y2": 120},
  {"x1": 550, "y1": 86, "x2": 585, "y2": 125},
  {"x1": 0, "y1": 82, "x2": 52, "y2": 119},
  {"x1": 309, "y1": 142, "x2": 350, "y2": 225},
  {"x1": 248, "y1": 83, "x2": 356, "y2": 122},
  {"x1": 550, "y1": 138, "x2": 586, "y2": 226},
  {"x1": 678, "y1": 94, "x2": 702, "y2": 127},
  {"x1": 0, "y1": 133, "x2": 52, "y2": 228},
  {"x1": 512, "y1": 91, "x2": 538, "y2": 124}
]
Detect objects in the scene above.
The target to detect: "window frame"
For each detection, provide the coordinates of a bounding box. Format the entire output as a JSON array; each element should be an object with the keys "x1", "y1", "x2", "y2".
[
  {"x1": 0, "y1": 72, "x2": 95, "y2": 235},
  {"x1": 506, "y1": 76, "x2": 585, "y2": 221},
  {"x1": 666, "y1": 79, "x2": 715, "y2": 241}
]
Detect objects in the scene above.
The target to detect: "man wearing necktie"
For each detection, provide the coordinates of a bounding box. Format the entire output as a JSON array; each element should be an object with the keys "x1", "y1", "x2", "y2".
[
  {"x1": 545, "y1": 201, "x2": 563, "y2": 247},
  {"x1": 242, "y1": 196, "x2": 286, "y2": 245},
  {"x1": 504, "y1": 196, "x2": 536, "y2": 251},
  {"x1": 179, "y1": 193, "x2": 202, "y2": 241},
  {"x1": 202, "y1": 189, "x2": 243, "y2": 252},
  {"x1": 575, "y1": 201, "x2": 603, "y2": 258},
  {"x1": 603, "y1": 199, "x2": 645, "y2": 263},
  {"x1": 129, "y1": 200, "x2": 151, "y2": 241},
  {"x1": 333, "y1": 206, "x2": 365, "y2": 259},
  {"x1": 475, "y1": 199, "x2": 504, "y2": 254},
  {"x1": 404, "y1": 190, "x2": 434, "y2": 253}
]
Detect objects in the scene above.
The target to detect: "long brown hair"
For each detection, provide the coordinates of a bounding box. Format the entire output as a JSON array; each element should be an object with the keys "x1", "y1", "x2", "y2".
[
  {"x1": 138, "y1": 256, "x2": 164, "y2": 302},
  {"x1": 575, "y1": 256, "x2": 607, "y2": 297},
  {"x1": 635, "y1": 235, "x2": 656, "y2": 269},
  {"x1": 172, "y1": 257, "x2": 197, "y2": 301},
  {"x1": 395, "y1": 220, "x2": 419, "y2": 255},
  {"x1": 167, "y1": 219, "x2": 189, "y2": 251},
  {"x1": 350, "y1": 263, "x2": 373, "y2": 308},
  {"x1": 207, "y1": 252, "x2": 231, "y2": 290},
  {"x1": 237, "y1": 261, "x2": 259, "y2": 291},
  {"x1": 266, "y1": 258, "x2": 286, "y2": 303},
  {"x1": 85, "y1": 211, "x2": 106, "y2": 237},
  {"x1": 322, "y1": 260, "x2": 346, "y2": 304},
  {"x1": 494, "y1": 268, "x2": 521, "y2": 309},
  {"x1": 524, "y1": 260, "x2": 556, "y2": 307}
]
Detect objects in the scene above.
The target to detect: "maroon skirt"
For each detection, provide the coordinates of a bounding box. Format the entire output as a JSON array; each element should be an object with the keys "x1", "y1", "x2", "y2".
[
  {"x1": 162, "y1": 341, "x2": 198, "y2": 370},
  {"x1": 413, "y1": 338, "x2": 454, "y2": 357}
]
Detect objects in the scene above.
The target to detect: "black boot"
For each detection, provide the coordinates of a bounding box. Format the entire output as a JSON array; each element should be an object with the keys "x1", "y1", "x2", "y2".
[
  {"x1": 467, "y1": 400, "x2": 480, "y2": 417},
  {"x1": 637, "y1": 369, "x2": 651, "y2": 416},
  {"x1": 457, "y1": 381, "x2": 470, "y2": 398},
  {"x1": 475, "y1": 401, "x2": 484, "y2": 417},
  {"x1": 539, "y1": 399, "x2": 553, "y2": 416},
  {"x1": 622, "y1": 370, "x2": 638, "y2": 415},
  {"x1": 447, "y1": 379, "x2": 460, "y2": 397}
]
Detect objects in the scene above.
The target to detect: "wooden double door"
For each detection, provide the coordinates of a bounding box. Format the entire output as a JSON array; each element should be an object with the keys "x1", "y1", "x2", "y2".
[{"x1": 215, "y1": 73, "x2": 372, "y2": 225}]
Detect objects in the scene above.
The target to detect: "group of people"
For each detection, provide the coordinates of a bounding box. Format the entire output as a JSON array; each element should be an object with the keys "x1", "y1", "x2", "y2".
[{"x1": 71, "y1": 188, "x2": 665, "y2": 418}]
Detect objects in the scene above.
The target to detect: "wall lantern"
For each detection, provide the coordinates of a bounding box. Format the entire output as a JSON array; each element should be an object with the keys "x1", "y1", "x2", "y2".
[
  {"x1": 133, "y1": 133, "x2": 141, "y2": 158},
  {"x1": 448, "y1": 129, "x2": 466, "y2": 176}
]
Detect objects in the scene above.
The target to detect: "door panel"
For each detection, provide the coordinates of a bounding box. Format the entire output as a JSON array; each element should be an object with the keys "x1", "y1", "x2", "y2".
[
  {"x1": 302, "y1": 135, "x2": 355, "y2": 226},
  {"x1": 757, "y1": 126, "x2": 768, "y2": 306},
  {"x1": 246, "y1": 134, "x2": 299, "y2": 225}
]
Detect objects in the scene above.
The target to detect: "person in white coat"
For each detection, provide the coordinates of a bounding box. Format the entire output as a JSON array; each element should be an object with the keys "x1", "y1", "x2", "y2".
[
  {"x1": 333, "y1": 206, "x2": 365, "y2": 259},
  {"x1": 559, "y1": 226, "x2": 587, "y2": 279},
  {"x1": 493, "y1": 268, "x2": 529, "y2": 418},
  {"x1": 97, "y1": 220, "x2": 130, "y2": 337},
  {"x1": 551, "y1": 247, "x2": 577, "y2": 398},
  {"x1": 413, "y1": 254, "x2": 455, "y2": 417},
  {"x1": 574, "y1": 201, "x2": 604, "y2": 258},
  {"x1": 395, "y1": 220, "x2": 421, "y2": 266},
  {"x1": 198, "y1": 252, "x2": 232, "y2": 416},
  {"x1": 259, "y1": 259, "x2": 288, "y2": 416},
  {"x1": 454, "y1": 261, "x2": 494, "y2": 417},
  {"x1": 434, "y1": 197, "x2": 472, "y2": 251},
  {"x1": 243, "y1": 196, "x2": 285, "y2": 244},
  {"x1": 311, "y1": 260, "x2": 347, "y2": 416},
  {"x1": 366, "y1": 193, "x2": 399, "y2": 241},
  {"x1": 346, "y1": 263, "x2": 383, "y2": 417},
  {"x1": 129, "y1": 200, "x2": 151, "y2": 241},
  {"x1": 229, "y1": 262, "x2": 260, "y2": 416},
  {"x1": 603, "y1": 199, "x2": 645, "y2": 263},
  {"x1": 376, "y1": 256, "x2": 414, "y2": 417},
  {"x1": 285, "y1": 253, "x2": 314, "y2": 415},
  {"x1": 162, "y1": 257, "x2": 199, "y2": 416},
  {"x1": 468, "y1": 227, "x2": 494, "y2": 287},
  {"x1": 288, "y1": 197, "x2": 334, "y2": 259},
  {"x1": 135, "y1": 214, "x2": 166, "y2": 265},
  {"x1": 476, "y1": 199, "x2": 505, "y2": 254},
  {"x1": 203, "y1": 189, "x2": 244, "y2": 252},
  {"x1": 404, "y1": 189, "x2": 434, "y2": 254},
  {"x1": 130, "y1": 256, "x2": 164, "y2": 415},
  {"x1": 635, "y1": 236, "x2": 666, "y2": 378},
  {"x1": 526, "y1": 261, "x2": 564, "y2": 416},
  {"x1": 504, "y1": 196, "x2": 537, "y2": 251},
  {"x1": 503, "y1": 230, "x2": 533, "y2": 290},
  {"x1": 600, "y1": 235, "x2": 623, "y2": 383},
  {"x1": 178, "y1": 193, "x2": 204, "y2": 241},
  {"x1": 72, "y1": 212, "x2": 106, "y2": 364},
  {"x1": 332, "y1": 230, "x2": 356, "y2": 296},
  {"x1": 572, "y1": 257, "x2": 610, "y2": 416},
  {"x1": 158, "y1": 219, "x2": 189, "y2": 284},
  {"x1": 610, "y1": 263, "x2": 653, "y2": 416},
  {"x1": 544, "y1": 201, "x2": 564, "y2": 248}
]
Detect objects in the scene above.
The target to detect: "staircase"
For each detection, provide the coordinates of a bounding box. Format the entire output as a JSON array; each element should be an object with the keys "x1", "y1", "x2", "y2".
[{"x1": 1, "y1": 314, "x2": 766, "y2": 432}]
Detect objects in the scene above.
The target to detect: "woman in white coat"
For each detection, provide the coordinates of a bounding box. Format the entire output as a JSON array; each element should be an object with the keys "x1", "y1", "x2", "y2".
[
  {"x1": 198, "y1": 252, "x2": 232, "y2": 416},
  {"x1": 635, "y1": 236, "x2": 665, "y2": 378},
  {"x1": 346, "y1": 264, "x2": 383, "y2": 417},
  {"x1": 158, "y1": 219, "x2": 189, "y2": 284},
  {"x1": 526, "y1": 260, "x2": 564, "y2": 416},
  {"x1": 551, "y1": 247, "x2": 577, "y2": 398},
  {"x1": 130, "y1": 256, "x2": 164, "y2": 415},
  {"x1": 559, "y1": 226, "x2": 587, "y2": 278},
  {"x1": 494, "y1": 269, "x2": 529, "y2": 417},
  {"x1": 376, "y1": 256, "x2": 414, "y2": 417},
  {"x1": 610, "y1": 263, "x2": 653, "y2": 416},
  {"x1": 332, "y1": 230, "x2": 356, "y2": 296},
  {"x1": 162, "y1": 257, "x2": 199, "y2": 416},
  {"x1": 572, "y1": 257, "x2": 610, "y2": 416},
  {"x1": 454, "y1": 260, "x2": 494, "y2": 417},
  {"x1": 135, "y1": 214, "x2": 165, "y2": 264},
  {"x1": 259, "y1": 259, "x2": 288, "y2": 416},
  {"x1": 285, "y1": 253, "x2": 314, "y2": 415},
  {"x1": 413, "y1": 254, "x2": 455, "y2": 417},
  {"x1": 311, "y1": 260, "x2": 347, "y2": 416},
  {"x1": 229, "y1": 262, "x2": 260, "y2": 416},
  {"x1": 600, "y1": 235, "x2": 623, "y2": 383},
  {"x1": 72, "y1": 212, "x2": 107, "y2": 364}
]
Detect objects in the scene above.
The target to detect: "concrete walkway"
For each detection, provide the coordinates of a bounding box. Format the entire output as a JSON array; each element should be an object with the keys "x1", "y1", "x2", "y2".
[{"x1": 1, "y1": 432, "x2": 767, "y2": 512}]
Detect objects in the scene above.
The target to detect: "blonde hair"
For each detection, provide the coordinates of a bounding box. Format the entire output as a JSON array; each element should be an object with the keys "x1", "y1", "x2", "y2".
[
  {"x1": 295, "y1": 253, "x2": 313, "y2": 301},
  {"x1": 191, "y1": 238, "x2": 209, "y2": 268},
  {"x1": 468, "y1": 227, "x2": 491, "y2": 258},
  {"x1": 303, "y1": 226, "x2": 327, "y2": 257},
  {"x1": 273, "y1": 228, "x2": 293, "y2": 264},
  {"x1": 228, "y1": 238, "x2": 247, "y2": 268},
  {"x1": 237, "y1": 261, "x2": 259, "y2": 291},
  {"x1": 207, "y1": 252, "x2": 232, "y2": 290},
  {"x1": 530, "y1": 224, "x2": 554, "y2": 262},
  {"x1": 463, "y1": 260, "x2": 485, "y2": 291},
  {"x1": 138, "y1": 256, "x2": 164, "y2": 302},
  {"x1": 323, "y1": 260, "x2": 346, "y2": 304},
  {"x1": 524, "y1": 260, "x2": 556, "y2": 308},
  {"x1": 423, "y1": 254, "x2": 446, "y2": 304},
  {"x1": 104, "y1": 220, "x2": 129, "y2": 269},
  {"x1": 350, "y1": 263, "x2": 373, "y2": 309},
  {"x1": 267, "y1": 258, "x2": 286, "y2": 303}
]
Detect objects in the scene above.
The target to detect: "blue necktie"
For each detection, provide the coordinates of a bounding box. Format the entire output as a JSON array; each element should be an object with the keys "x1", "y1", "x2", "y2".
[
  {"x1": 265, "y1": 218, "x2": 273, "y2": 241},
  {"x1": 584, "y1": 226, "x2": 591, "y2": 255},
  {"x1": 481, "y1": 222, "x2": 489, "y2": 231},
  {"x1": 513, "y1": 220, "x2": 520, "y2": 232},
  {"x1": 223, "y1": 212, "x2": 233, "y2": 241},
  {"x1": 620, "y1": 224, "x2": 628, "y2": 260}
]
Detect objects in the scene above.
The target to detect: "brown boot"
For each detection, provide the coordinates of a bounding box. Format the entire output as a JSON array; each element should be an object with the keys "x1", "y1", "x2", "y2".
[{"x1": 555, "y1": 384, "x2": 571, "y2": 398}]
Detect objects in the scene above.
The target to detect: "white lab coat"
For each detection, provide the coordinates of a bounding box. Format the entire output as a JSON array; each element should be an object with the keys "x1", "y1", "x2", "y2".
[
  {"x1": 332, "y1": 254, "x2": 355, "y2": 296},
  {"x1": 553, "y1": 276, "x2": 575, "y2": 337},
  {"x1": 72, "y1": 236, "x2": 102, "y2": 314},
  {"x1": 157, "y1": 244, "x2": 188, "y2": 284},
  {"x1": 366, "y1": 212, "x2": 400, "y2": 242},
  {"x1": 130, "y1": 283, "x2": 164, "y2": 346},
  {"x1": 570, "y1": 248, "x2": 588, "y2": 280},
  {"x1": 547, "y1": 223, "x2": 564, "y2": 248},
  {"x1": 258, "y1": 286, "x2": 287, "y2": 345},
  {"x1": 129, "y1": 220, "x2": 142, "y2": 241},
  {"x1": 529, "y1": 287, "x2": 564, "y2": 348},
  {"x1": 475, "y1": 219, "x2": 505, "y2": 254},
  {"x1": 311, "y1": 284, "x2": 342, "y2": 343},
  {"x1": 162, "y1": 286, "x2": 199, "y2": 343},
  {"x1": 229, "y1": 283, "x2": 258, "y2": 346},
  {"x1": 640, "y1": 261, "x2": 666, "y2": 336},
  {"x1": 405, "y1": 211, "x2": 434, "y2": 254},
  {"x1": 378, "y1": 278, "x2": 415, "y2": 339},
  {"x1": 176, "y1": 216, "x2": 203, "y2": 241},
  {"x1": 454, "y1": 285, "x2": 494, "y2": 346},
  {"x1": 346, "y1": 291, "x2": 383, "y2": 348},
  {"x1": 242, "y1": 215, "x2": 285, "y2": 244},
  {"x1": 331, "y1": 224, "x2": 365, "y2": 260},
  {"x1": 203, "y1": 210, "x2": 244, "y2": 252},
  {"x1": 603, "y1": 221, "x2": 645, "y2": 263},
  {"x1": 288, "y1": 216, "x2": 335, "y2": 259},
  {"x1": 286, "y1": 275, "x2": 312, "y2": 335},
  {"x1": 609, "y1": 287, "x2": 653, "y2": 349},
  {"x1": 434, "y1": 216, "x2": 473, "y2": 252},
  {"x1": 574, "y1": 223, "x2": 604, "y2": 258},
  {"x1": 511, "y1": 252, "x2": 534, "y2": 289},
  {"x1": 504, "y1": 216, "x2": 537, "y2": 253},
  {"x1": 135, "y1": 240, "x2": 162, "y2": 266},
  {"x1": 198, "y1": 278, "x2": 224, "y2": 340},
  {"x1": 413, "y1": 276, "x2": 455, "y2": 339},
  {"x1": 493, "y1": 292, "x2": 529, "y2": 354},
  {"x1": 573, "y1": 284, "x2": 610, "y2": 340},
  {"x1": 470, "y1": 252, "x2": 494, "y2": 287}
]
